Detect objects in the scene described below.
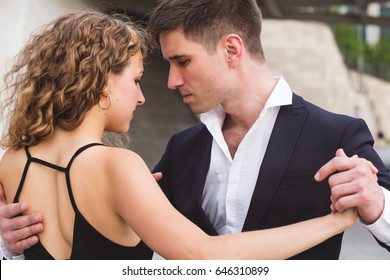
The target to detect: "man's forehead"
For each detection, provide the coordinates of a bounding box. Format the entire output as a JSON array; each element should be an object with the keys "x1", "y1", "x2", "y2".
[
  {"x1": 160, "y1": 31, "x2": 206, "y2": 60},
  {"x1": 160, "y1": 32, "x2": 188, "y2": 58}
]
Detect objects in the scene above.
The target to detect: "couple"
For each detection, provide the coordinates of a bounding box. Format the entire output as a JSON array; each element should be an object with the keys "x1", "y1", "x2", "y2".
[{"x1": 0, "y1": 0, "x2": 389, "y2": 260}]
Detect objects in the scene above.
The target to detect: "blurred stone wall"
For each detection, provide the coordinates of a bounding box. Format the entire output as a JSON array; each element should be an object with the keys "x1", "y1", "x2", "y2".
[{"x1": 262, "y1": 19, "x2": 390, "y2": 146}]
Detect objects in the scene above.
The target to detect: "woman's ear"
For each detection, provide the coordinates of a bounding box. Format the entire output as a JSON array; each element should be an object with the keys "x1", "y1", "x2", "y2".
[{"x1": 224, "y1": 34, "x2": 243, "y2": 68}]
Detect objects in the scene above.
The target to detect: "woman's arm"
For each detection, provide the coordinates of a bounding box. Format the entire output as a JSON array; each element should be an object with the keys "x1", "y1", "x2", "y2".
[{"x1": 109, "y1": 149, "x2": 356, "y2": 260}]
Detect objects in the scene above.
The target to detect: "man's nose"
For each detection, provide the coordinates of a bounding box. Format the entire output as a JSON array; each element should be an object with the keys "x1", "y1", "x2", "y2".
[{"x1": 167, "y1": 67, "x2": 183, "y2": 90}]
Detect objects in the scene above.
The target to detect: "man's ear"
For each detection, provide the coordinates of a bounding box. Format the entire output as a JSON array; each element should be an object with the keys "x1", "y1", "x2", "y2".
[{"x1": 224, "y1": 34, "x2": 243, "y2": 68}]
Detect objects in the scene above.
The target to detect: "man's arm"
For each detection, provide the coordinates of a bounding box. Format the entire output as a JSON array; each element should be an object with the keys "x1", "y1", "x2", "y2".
[
  {"x1": 315, "y1": 149, "x2": 390, "y2": 246},
  {"x1": 363, "y1": 187, "x2": 390, "y2": 247},
  {"x1": 0, "y1": 183, "x2": 43, "y2": 258}
]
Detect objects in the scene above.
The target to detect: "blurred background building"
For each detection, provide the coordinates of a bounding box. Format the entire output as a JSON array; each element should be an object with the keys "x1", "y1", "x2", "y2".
[{"x1": 1, "y1": 0, "x2": 390, "y2": 259}]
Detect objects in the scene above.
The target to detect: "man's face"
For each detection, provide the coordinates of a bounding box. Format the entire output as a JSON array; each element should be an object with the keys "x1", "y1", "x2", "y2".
[{"x1": 159, "y1": 30, "x2": 229, "y2": 114}]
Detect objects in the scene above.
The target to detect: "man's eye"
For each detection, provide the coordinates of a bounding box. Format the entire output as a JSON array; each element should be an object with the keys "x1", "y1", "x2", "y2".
[{"x1": 178, "y1": 60, "x2": 189, "y2": 67}]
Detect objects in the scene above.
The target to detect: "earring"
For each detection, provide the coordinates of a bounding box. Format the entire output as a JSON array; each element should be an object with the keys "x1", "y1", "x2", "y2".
[{"x1": 99, "y1": 91, "x2": 112, "y2": 110}]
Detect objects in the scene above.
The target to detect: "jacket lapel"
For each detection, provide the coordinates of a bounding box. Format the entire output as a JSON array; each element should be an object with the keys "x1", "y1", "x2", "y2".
[
  {"x1": 242, "y1": 94, "x2": 308, "y2": 231},
  {"x1": 192, "y1": 126, "x2": 218, "y2": 234}
]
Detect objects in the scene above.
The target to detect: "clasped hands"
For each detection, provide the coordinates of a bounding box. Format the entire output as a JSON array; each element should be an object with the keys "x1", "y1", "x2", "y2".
[{"x1": 315, "y1": 148, "x2": 384, "y2": 224}]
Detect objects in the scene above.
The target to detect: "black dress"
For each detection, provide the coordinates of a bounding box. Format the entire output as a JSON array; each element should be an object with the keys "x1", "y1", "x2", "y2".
[{"x1": 13, "y1": 143, "x2": 153, "y2": 260}]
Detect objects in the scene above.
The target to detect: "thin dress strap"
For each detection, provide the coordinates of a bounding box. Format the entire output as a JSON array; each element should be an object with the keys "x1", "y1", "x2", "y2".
[
  {"x1": 64, "y1": 143, "x2": 104, "y2": 214},
  {"x1": 13, "y1": 146, "x2": 33, "y2": 203},
  {"x1": 13, "y1": 143, "x2": 104, "y2": 205}
]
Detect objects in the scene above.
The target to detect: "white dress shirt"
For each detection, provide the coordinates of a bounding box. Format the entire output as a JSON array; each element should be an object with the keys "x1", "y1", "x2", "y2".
[{"x1": 200, "y1": 76, "x2": 292, "y2": 234}]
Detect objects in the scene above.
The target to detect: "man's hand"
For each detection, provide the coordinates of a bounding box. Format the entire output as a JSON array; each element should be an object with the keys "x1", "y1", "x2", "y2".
[
  {"x1": 0, "y1": 183, "x2": 43, "y2": 254},
  {"x1": 315, "y1": 149, "x2": 384, "y2": 224}
]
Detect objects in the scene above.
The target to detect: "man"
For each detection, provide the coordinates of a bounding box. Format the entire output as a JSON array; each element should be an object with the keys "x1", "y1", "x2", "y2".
[
  {"x1": 1, "y1": 0, "x2": 390, "y2": 259},
  {"x1": 147, "y1": 0, "x2": 390, "y2": 259}
]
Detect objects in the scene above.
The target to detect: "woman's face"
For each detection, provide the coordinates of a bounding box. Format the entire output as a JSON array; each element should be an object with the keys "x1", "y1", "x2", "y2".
[{"x1": 105, "y1": 51, "x2": 145, "y2": 133}]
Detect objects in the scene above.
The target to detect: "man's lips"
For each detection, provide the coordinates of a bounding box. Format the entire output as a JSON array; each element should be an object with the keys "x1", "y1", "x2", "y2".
[{"x1": 180, "y1": 92, "x2": 192, "y2": 103}]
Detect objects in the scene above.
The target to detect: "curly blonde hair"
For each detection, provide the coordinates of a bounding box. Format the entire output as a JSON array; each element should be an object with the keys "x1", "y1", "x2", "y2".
[{"x1": 0, "y1": 11, "x2": 148, "y2": 149}]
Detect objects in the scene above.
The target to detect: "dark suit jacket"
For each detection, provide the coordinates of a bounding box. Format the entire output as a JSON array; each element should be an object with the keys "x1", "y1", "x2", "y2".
[{"x1": 153, "y1": 93, "x2": 390, "y2": 259}]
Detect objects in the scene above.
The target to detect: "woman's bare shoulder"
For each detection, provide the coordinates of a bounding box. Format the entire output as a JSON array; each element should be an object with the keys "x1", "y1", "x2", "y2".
[
  {"x1": 0, "y1": 148, "x2": 28, "y2": 199},
  {"x1": 101, "y1": 146, "x2": 144, "y2": 163},
  {"x1": 0, "y1": 148, "x2": 26, "y2": 173},
  {"x1": 98, "y1": 146, "x2": 149, "y2": 174}
]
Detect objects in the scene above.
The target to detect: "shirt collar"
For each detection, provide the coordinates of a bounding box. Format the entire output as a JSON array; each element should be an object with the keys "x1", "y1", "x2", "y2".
[{"x1": 199, "y1": 76, "x2": 293, "y2": 126}]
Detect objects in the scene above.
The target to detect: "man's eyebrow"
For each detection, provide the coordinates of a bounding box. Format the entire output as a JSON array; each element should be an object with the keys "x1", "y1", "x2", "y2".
[{"x1": 166, "y1": 54, "x2": 188, "y2": 61}]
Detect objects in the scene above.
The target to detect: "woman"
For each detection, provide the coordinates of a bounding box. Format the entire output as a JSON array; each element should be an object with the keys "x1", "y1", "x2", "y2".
[{"x1": 0, "y1": 11, "x2": 356, "y2": 260}]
